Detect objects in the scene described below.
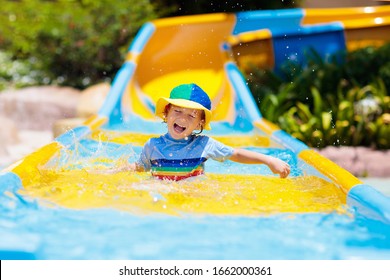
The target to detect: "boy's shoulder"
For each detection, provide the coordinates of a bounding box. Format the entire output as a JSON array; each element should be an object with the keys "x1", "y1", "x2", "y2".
[
  {"x1": 148, "y1": 135, "x2": 165, "y2": 145},
  {"x1": 194, "y1": 134, "x2": 209, "y2": 139},
  {"x1": 192, "y1": 134, "x2": 211, "y2": 144}
]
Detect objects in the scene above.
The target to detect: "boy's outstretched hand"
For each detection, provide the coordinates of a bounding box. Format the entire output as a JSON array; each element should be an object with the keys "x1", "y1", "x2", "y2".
[
  {"x1": 266, "y1": 157, "x2": 290, "y2": 178},
  {"x1": 230, "y1": 148, "x2": 291, "y2": 178}
]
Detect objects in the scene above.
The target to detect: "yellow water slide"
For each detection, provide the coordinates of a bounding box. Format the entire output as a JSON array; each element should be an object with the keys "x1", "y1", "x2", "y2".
[
  {"x1": 303, "y1": 5, "x2": 390, "y2": 50},
  {"x1": 1, "y1": 6, "x2": 390, "y2": 220},
  {"x1": 122, "y1": 13, "x2": 239, "y2": 124},
  {"x1": 230, "y1": 5, "x2": 390, "y2": 71}
]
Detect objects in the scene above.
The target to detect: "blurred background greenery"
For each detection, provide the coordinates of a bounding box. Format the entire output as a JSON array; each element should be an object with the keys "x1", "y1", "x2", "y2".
[
  {"x1": 246, "y1": 45, "x2": 390, "y2": 149},
  {"x1": 0, "y1": 0, "x2": 298, "y2": 89},
  {"x1": 0, "y1": 0, "x2": 159, "y2": 89},
  {"x1": 0, "y1": 0, "x2": 388, "y2": 149}
]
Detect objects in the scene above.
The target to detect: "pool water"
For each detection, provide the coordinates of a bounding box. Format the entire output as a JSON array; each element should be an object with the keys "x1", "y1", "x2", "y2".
[{"x1": 1, "y1": 199, "x2": 390, "y2": 259}]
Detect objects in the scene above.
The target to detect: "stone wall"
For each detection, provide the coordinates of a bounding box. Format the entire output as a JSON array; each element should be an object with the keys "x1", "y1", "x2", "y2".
[
  {"x1": 0, "y1": 86, "x2": 80, "y2": 130},
  {"x1": 316, "y1": 146, "x2": 390, "y2": 177}
]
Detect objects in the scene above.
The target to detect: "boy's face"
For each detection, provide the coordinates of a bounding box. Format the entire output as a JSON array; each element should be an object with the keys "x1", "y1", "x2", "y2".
[{"x1": 166, "y1": 105, "x2": 204, "y2": 139}]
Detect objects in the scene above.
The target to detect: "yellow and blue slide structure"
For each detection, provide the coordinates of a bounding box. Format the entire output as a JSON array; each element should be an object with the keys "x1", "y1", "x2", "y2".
[{"x1": 1, "y1": 6, "x2": 390, "y2": 259}]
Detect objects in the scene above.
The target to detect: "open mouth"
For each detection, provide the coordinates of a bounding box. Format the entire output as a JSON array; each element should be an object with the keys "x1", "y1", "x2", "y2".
[{"x1": 174, "y1": 123, "x2": 186, "y2": 133}]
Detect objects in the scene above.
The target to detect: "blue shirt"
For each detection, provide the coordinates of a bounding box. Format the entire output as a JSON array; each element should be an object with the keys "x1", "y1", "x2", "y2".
[{"x1": 137, "y1": 133, "x2": 234, "y2": 180}]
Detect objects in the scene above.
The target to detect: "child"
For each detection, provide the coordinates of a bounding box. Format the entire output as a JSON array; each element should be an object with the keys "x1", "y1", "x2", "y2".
[{"x1": 124, "y1": 83, "x2": 290, "y2": 181}]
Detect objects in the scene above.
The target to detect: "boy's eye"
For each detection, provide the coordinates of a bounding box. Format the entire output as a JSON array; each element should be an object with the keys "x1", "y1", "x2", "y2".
[{"x1": 189, "y1": 114, "x2": 196, "y2": 119}]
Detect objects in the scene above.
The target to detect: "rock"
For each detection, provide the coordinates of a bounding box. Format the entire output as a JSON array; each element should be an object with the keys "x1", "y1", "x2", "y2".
[
  {"x1": 318, "y1": 146, "x2": 357, "y2": 163},
  {"x1": 0, "y1": 116, "x2": 19, "y2": 145},
  {"x1": 52, "y1": 83, "x2": 110, "y2": 138},
  {"x1": 0, "y1": 141, "x2": 8, "y2": 157},
  {"x1": 317, "y1": 146, "x2": 390, "y2": 177},
  {"x1": 366, "y1": 161, "x2": 390, "y2": 177},
  {"x1": 350, "y1": 160, "x2": 367, "y2": 177},
  {"x1": 77, "y1": 83, "x2": 110, "y2": 117},
  {"x1": 357, "y1": 148, "x2": 390, "y2": 177},
  {"x1": 0, "y1": 86, "x2": 81, "y2": 130},
  {"x1": 0, "y1": 130, "x2": 53, "y2": 169},
  {"x1": 52, "y1": 117, "x2": 87, "y2": 138}
]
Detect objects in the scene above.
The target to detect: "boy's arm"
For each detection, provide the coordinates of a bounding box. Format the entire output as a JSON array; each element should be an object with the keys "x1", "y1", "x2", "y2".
[{"x1": 229, "y1": 148, "x2": 290, "y2": 178}]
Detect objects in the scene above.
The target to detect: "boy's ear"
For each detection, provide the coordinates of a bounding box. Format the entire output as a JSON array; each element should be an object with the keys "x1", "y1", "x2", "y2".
[{"x1": 197, "y1": 119, "x2": 205, "y2": 129}]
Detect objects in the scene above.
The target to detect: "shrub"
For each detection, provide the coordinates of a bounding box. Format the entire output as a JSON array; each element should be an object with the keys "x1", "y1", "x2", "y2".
[
  {"x1": 246, "y1": 43, "x2": 390, "y2": 149},
  {"x1": 0, "y1": 0, "x2": 158, "y2": 89},
  {"x1": 0, "y1": 50, "x2": 47, "y2": 91},
  {"x1": 276, "y1": 83, "x2": 389, "y2": 149}
]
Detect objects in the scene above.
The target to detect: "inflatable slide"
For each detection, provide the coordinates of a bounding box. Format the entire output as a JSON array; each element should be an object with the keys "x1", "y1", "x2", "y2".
[{"x1": 1, "y1": 6, "x2": 390, "y2": 259}]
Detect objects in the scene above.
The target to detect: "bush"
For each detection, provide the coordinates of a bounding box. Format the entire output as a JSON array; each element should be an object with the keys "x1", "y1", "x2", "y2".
[
  {"x1": 0, "y1": 0, "x2": 158, "y2": 89},
  {"x1": 0, "y1": 1, "x2": 302, "y2": 89},
  {"x1": 0, "y1": 50, "x2": 46, "y2": 91},
  {"x1": 246, "y1": 43, "x2": 390, "y2": 149}
]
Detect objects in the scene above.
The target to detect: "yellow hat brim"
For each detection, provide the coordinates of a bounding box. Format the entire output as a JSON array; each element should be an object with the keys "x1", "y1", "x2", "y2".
[{"x1": 155, "y1": 97, "x2": 212, "y2": 130}]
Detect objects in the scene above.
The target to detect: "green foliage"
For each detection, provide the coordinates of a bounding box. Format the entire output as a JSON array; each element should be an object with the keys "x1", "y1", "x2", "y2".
[
  {"x1": 246, "y1": 43, "x2": 390, "y2": 149},
  {"x1": 345, "y1": 44, "x2": 390, "y2": 90},
  {"x1": 250, "y1": 44, "x2": 390, "y2": 107},
  {"x1": 0, "y1": 50, "x2": 46, "y2": 90},
  {"x1": 277, "y1": 83, "x2": 389, "y2": 149},
  {"x1": 0, "y1": 0, "x2": 158, "y2": 89},
  {"x1": 0, "y1": 0, "x2": 301, "y2": 89}
]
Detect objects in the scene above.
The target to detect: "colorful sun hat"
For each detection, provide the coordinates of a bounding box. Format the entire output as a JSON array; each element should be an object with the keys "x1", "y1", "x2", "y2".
[{"x1": 156, "y1": 83, "x2": 212, "y2": 130}]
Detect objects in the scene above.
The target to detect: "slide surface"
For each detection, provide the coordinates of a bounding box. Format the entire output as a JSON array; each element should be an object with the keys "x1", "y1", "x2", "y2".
[{"x1": 1, "y1": 6, "x2": 390, "y2": 260}]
